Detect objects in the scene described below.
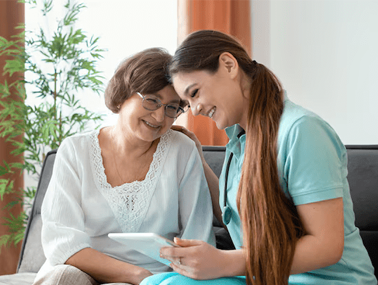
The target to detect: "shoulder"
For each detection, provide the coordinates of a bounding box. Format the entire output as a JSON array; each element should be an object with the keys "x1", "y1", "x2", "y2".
[
  {"x1": 57, "y1": 129, "x2": 97, "y2": 156},
  {"x1": 169, "y1": 129, "x2": 197, "y2": 149},
  {"x1": 280, "y1": 99, "x2": 321, "y2": 131},
  {"x1": 163, "y1": 129, "x2": 198, "y2": 159},
  {"x1": 279, "y1": 99, "x2": 337, "y2": 143},
  {"x1": 278, "y1": 99, "x2": 346, "y2": 160}
]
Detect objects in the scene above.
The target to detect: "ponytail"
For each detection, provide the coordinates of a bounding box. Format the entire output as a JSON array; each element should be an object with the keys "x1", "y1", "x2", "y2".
[{"x1": 237, "y1": 63, "x2": 304, "y2": 285}]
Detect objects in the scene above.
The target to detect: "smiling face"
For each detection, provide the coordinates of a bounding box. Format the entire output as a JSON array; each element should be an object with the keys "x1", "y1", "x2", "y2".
[
  {"x1": 172, "y1": 53, "x2": 249, "y2": 130},
  {"x1": 117, "y1": 85, "x2": 179, "y2": 143}
]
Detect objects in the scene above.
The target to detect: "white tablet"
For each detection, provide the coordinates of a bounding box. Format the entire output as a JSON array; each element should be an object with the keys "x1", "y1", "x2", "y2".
[{"x1": 108, "y1": 233, "x2": 179, "y2": 266}]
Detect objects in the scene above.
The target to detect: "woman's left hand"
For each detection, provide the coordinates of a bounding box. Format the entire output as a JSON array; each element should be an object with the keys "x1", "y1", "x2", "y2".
[{"x1": 160, "y1": 238, "x2": 244, "y2": 280}]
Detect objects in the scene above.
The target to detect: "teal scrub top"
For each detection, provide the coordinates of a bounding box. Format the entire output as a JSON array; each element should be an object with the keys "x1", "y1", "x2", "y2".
[{"x1": 219, "y1": 94, "x2": 376, "y2": 284}]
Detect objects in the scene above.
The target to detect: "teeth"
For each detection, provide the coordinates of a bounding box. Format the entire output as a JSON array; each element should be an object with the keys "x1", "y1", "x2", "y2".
[
  {"x1": 145, "y1": 121, "x2": 159, "y2": 128},
  {"x1": 208, "y1": 107, "x2": 216, "y2": 118}
]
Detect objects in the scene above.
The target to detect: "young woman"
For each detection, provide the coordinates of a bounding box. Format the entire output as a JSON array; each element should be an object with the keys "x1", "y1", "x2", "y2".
[
  {"x1": 141, "y1": 30, "x2": 377, "y2": 285},
  {"x1": 33, "y1": 48, "x2": 215, "y2": 285}
]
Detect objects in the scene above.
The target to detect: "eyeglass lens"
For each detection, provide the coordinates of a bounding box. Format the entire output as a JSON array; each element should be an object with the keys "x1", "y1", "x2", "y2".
[{"x1": 143, "y1": 96, "x2": 182, "y2": 118}]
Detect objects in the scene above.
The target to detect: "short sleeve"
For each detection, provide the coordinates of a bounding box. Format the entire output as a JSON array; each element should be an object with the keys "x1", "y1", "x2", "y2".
[
  {"x1": 41, "y1": 138, "x2": 91, "y2": 265},
  {"x1": 283, "y1": 116, "x2": 347, "y2": 205}
]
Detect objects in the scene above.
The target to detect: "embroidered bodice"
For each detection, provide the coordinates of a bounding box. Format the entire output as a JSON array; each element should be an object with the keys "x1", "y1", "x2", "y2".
[{"x1": 90, "y1": 129, "x2": 173, "y2": 233}]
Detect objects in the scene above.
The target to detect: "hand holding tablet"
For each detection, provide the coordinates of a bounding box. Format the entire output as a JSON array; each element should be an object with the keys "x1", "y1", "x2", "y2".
[{"x1": 108, "y1": 233, "x2": 180, "y2": 266}]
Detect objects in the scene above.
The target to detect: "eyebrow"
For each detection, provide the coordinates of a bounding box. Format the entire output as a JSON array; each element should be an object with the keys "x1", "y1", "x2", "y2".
[{"x1": 183, "y1": 83, "x2": 197, "y2": 97}]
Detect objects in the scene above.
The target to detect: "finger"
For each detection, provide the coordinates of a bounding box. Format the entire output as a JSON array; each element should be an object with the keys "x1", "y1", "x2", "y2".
[
  {"x1": 167, "y1": 255, "x2": 182, "y2": 266},
  {"x1": 171, "y1": 125, "x2": 187, "y2": 132},
  {"x1": 161, "y1": 239, "x2": 202, "y2": 257},
  {"x1": 163, "y1": 256, "x2": 181, "y2": 265},
  {"x1": 170, "y1": 261, "x2": 195, "y2": 277},
  {"x1": 174, "y1": 237, "x2": 203, "y2": 247},
  {"x1": 160, "y1": 244, "x2": 180, "y2": 256},
  {"x1": 160, "y1": 247, "x2": 192, "y2": 262},
  {"x1": 159, "y1": 251, "x2": 175, "y2": 264},
  {"x1": 171, "y1": 125, "x2": 195, "y2": 136}
]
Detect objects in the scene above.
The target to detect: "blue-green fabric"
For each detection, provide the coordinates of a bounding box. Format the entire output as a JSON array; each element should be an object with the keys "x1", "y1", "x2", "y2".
[
  {"x1": 141, "y1": 94, "x2": 376, "y2": 285},
  {"x1": 220, "y1": 94, "x2": 376, "y2": 284},
  {"x1": 140, "y1": 272, "x2": 246, "y2": 285}
]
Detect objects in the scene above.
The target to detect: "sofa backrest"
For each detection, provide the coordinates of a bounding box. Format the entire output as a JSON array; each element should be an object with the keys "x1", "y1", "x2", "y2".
[
  {"x1": 344, "y1": 145, "x2": 378, "y2": 275},
  {"x1": 201, "y1": 145, "x2": 378, "y2": 277},
  {"x1": 17, "y1": 146, "x2": 377, "y2": 279},
  {"x1": 17, "y1": 150, "x2": 56, "y2": 273}
]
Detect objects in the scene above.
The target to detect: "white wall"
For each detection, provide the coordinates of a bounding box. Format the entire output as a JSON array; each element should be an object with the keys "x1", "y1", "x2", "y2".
[{"x1": 251, "y1": 0, "x2": 378, "y2": 145}]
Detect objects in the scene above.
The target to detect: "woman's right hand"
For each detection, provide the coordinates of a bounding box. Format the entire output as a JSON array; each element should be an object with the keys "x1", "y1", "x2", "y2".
[
  {"x1": 160, "y1": 238, "x2": 246, "y2": 280},
  {"x1": 171, "y1": 125, "x2": 204, "y2": 161}
]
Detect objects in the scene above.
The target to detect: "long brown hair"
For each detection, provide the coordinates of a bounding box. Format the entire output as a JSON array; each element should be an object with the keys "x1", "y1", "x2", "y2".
[{"x1": 169, "y1": 30, "x2": 304, "y2": 285}]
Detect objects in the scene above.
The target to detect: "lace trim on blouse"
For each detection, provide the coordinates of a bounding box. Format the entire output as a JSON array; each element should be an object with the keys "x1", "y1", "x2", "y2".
[{"x1": 89, "y1": 129, "x2": 173, "y2": 233}]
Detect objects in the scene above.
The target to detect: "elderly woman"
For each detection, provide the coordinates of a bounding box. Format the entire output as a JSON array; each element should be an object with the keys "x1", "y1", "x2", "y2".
[{"x1": 33, "y1": 48, "x2": 215, "y2": 285}]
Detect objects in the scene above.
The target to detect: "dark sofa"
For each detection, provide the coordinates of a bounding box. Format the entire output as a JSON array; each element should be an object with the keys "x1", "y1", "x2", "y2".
[{"x1": 0, "y1": 145, "x2": 376, "y2": 284}]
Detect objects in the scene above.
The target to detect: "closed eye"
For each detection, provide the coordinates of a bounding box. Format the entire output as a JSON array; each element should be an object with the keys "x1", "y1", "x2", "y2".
[
  {"x1": 166, "y1": 104, "x2": 179, "y2": 111},
  {"x1": 191, "y1": 89, "x2": 198, "y2": 98},
  {"x1": 145, "y1": 97, "x2": 160, "y2": 104}
]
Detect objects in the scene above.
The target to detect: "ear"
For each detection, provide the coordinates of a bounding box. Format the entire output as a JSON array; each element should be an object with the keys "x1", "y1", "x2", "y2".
[{"x1": 219, "y1": 52, "x2": 238, "y2": 79}]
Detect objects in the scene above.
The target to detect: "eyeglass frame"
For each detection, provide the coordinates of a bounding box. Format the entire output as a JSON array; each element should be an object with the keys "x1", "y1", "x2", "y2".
[{"x1": 136, "y1": 92, "x2": 188, "y2": 118}]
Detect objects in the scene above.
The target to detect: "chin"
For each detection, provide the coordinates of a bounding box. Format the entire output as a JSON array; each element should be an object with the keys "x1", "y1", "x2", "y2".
[
  {"x1": 138, "y1": 132, "x2": 159, "y2": 143},
  {"x1": 215, "y1": 120, "x2": 228, "y2": 130}
]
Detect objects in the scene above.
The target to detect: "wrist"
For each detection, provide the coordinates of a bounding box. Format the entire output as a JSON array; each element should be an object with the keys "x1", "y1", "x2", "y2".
[
  {"x1": 129, "y1": 266, "x2": 152, "y2": 285},
  {"x1": 221, "y1": 249, "x2": 246, "y2": 277}
]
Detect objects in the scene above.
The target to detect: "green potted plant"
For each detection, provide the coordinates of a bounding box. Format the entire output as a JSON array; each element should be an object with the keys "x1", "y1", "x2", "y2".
[{"x1": 0, "y1": 0, "x2": 105, "y2": 250}]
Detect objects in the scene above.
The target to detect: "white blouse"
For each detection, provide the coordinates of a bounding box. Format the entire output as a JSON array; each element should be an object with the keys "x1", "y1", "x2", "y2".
[{"x1": 38, "y1": 129, "x2": 215, "y2": 276}]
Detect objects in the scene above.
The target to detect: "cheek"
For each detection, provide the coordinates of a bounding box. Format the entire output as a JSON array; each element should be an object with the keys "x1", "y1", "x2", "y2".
[{"x1": 165, "y1": 118, "x2": 175, "y2": 128}]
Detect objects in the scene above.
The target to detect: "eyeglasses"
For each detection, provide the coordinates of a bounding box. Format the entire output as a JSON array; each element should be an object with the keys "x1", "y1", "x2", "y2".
[{"x1": 136, "y1": 92, "x2": 189, "y2": 118}]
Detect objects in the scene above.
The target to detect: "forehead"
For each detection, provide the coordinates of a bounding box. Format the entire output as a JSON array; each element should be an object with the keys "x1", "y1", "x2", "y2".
[
  {"x1": 152, "y1": 85, "x2": 180, "y2": 102},
  {"x1": 172, "y1": 70, "x2": 212, "y2": 96}
]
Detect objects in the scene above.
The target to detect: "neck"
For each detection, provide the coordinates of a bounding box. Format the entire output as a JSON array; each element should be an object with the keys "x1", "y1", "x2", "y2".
[{"x1": 111, "y1": 125, "x2": 156, "y2": 158}]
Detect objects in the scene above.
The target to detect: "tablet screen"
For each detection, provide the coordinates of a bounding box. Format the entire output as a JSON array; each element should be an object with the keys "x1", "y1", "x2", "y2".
[{"x1": 108, "y1": 233, "x2": 179, "y2": 266}]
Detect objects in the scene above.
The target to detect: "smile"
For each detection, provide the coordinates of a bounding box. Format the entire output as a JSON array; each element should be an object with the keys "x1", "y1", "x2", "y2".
[
  {"x1": 144, "y1": 120, "x2": 160, "y2": 128},
  {"x1": 208, "y1": 107, "x2": 216, "y2": 118}
]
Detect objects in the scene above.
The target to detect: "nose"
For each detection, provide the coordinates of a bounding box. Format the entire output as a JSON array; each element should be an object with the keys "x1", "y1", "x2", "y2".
[
  {"x1": 191, "y1": 102, "x2": 203, "y2": 116},
  {"x1": 151, "y1": 105, "x2": 166, "y2": 122}
]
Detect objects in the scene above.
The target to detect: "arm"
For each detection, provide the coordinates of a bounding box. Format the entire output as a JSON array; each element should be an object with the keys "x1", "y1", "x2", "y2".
[
  {"x1": 161, "y1": 197, "x2": 344, "y2": 280},
  {"x1": 291, "y1": 197, "x2": 344, "y2": 274},
  {"x1": 171, "y1": 125, "x2": 223, "y2": 225},
  {"x1": 284, "y1": 116, "x2": 347, "y2": 274},
  {"x1": 42, "y1": 139, "x2": 151, "y2": 284},
  {"x1": 66, "y1": 248, "x2": 151, "y2": 284},
  {"x1": 201, "y1": 159, "x2": 223, "y2": 225}
]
